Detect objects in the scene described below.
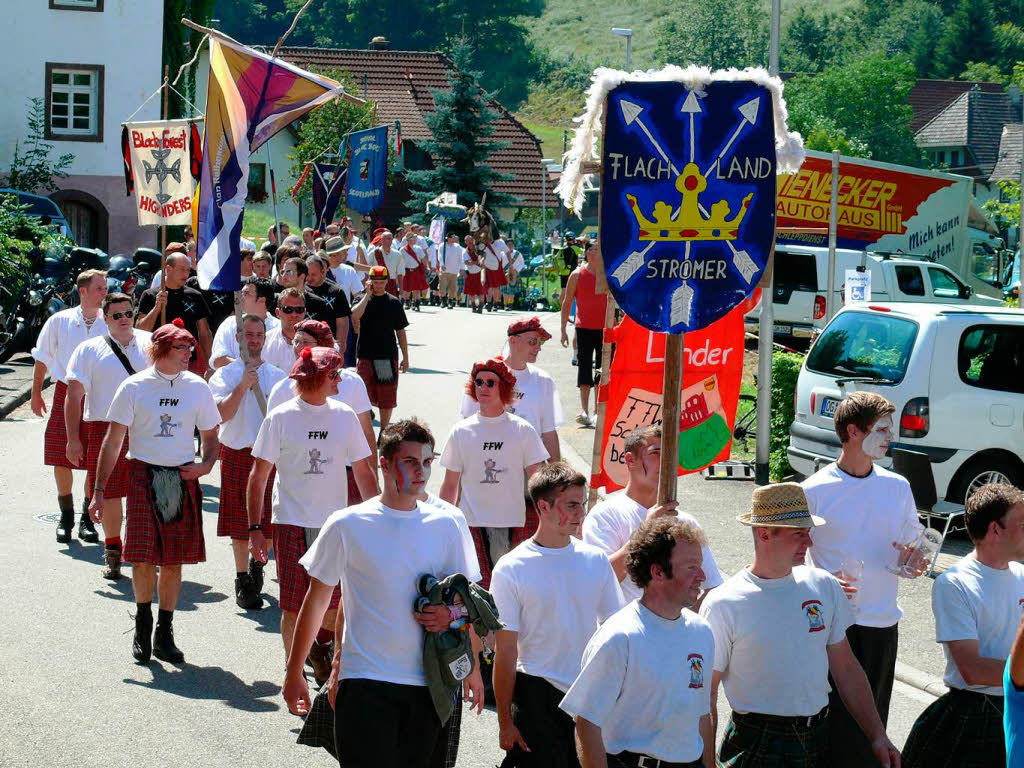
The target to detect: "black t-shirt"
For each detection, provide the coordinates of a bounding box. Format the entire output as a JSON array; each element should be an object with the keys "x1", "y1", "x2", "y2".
[
  {"x1": 356, "y1": 293, "x2": 409, "y2": 360},
  {"x1": 138, "y1": 285, "x2": 210, "y2": 339},
  {"x1": 307, "y1": 279, "x2": 352, "y2": 325},
  {"x1": 185, "y1": 275, "x2": 235, "y2": 331},
  {"x1": 272, "y1": 283, "x2": 329, "y2": 326}
]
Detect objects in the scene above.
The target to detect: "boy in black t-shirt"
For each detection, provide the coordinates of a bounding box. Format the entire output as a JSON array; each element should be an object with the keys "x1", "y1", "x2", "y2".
[{"x1": 352, "y1": 266, "x2": 409, "y2": 430}]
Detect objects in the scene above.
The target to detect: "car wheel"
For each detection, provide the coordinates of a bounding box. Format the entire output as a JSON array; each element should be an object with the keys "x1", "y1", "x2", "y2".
[{"x1": 950, "y1": 454, "x2": 1024, "y2": 504}]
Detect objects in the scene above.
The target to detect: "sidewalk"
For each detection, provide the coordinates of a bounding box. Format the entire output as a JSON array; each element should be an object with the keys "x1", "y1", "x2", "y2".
[{"x1": 0, "y1": 352, "x2": 46, "y2": 419}]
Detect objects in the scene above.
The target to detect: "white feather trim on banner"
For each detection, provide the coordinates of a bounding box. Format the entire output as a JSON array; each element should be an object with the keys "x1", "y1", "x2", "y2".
[{"x1": 555, "y1": 65, "x2": 805, "y2": 216}]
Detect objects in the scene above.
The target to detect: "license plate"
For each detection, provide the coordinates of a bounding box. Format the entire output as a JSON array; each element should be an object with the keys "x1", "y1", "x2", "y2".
[
  {"x1": 820, "y1": 397, "x2": 840, "y2": 418},
  {"x1": 775, "y1": 324, "x2": 793, "y2": 336}
]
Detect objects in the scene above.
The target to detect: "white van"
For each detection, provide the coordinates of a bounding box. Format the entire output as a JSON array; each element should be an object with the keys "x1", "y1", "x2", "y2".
[
  {"x1": 788, "y1": 302, "x2": 1024, "y2": 502},
  {"x1": 745, "y1": 245, "x2": 1002, "y2": 342}
]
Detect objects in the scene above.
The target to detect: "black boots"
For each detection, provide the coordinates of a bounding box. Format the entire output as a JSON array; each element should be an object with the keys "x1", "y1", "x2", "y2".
[
  {"x1": 55, "y1": 494, "x2": 74, "y2": 544},
  {"x1": 153, "y1": 614, "x2": 185, "y2": 664},
  {"x1": 77, "y1": 499, "x2": 99, "y2": 543},
  {"x1": 102, "y1": 544, "x2": 123, "y2": 580},
  {"x1": 248, "y1": 556, "x2": 265, "y2": 593},
  {"x1": 133, "y1": 604, "x2": 153, "y2": 663},
  {"x1": 235, "y1": 572, "x2": 263, "y2": 610}
]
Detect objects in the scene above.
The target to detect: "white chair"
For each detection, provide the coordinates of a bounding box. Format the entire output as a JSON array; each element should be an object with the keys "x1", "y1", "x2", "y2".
[{"x1": 890, "y1": 448, "x2": 966, "y2": 575}]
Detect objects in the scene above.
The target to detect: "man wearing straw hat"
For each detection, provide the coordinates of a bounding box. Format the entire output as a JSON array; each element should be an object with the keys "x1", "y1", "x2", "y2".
[
  {"x1": 801, "y1": 391, "x2": 925, "y2": 768},
  {"x1": 699, "y1": 483, "x2": 901, "y2": 768},
  {"x1": 560, "y1": 516, "x2": 715, "y2": 768}
]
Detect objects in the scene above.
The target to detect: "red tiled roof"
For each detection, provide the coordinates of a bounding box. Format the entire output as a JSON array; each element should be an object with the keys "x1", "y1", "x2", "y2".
[{"x1": 277, "y1": 47, "x2": 547, "y2": 207}]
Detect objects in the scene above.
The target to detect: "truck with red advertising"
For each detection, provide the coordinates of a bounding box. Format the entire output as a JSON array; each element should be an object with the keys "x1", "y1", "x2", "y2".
[{"x1": 749, "y1": 150, "x2": 1009, "y2": 341}]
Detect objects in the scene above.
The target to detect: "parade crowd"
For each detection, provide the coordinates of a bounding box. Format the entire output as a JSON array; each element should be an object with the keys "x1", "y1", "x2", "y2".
[{"x1": 24, "y1": 222, "x2": 1024, "y2": 768}]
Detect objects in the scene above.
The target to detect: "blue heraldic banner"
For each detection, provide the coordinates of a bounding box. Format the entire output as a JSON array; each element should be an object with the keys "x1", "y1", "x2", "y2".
[
  {"x1": 345, "y1": 125, "x2": 388, "y2": 215},
  {"x1": 601, "y1": 80, "x2": 777, "y2": 334}
]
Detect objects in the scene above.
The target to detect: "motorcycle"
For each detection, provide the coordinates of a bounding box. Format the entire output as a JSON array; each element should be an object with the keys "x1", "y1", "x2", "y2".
[{"x1": 0, "y1": 243, "x2": 76, "y2": 364}]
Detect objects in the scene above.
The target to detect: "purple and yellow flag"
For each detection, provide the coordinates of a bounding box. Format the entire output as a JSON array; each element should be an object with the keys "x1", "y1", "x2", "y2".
[{"x1": 197, "y1": 35, "x2": 347, "y2": 291}]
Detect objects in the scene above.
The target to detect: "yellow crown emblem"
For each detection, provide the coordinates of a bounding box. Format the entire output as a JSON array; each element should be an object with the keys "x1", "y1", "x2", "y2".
[{"x1": 626, "y1": 162, "x2": 753, "y2": 242}]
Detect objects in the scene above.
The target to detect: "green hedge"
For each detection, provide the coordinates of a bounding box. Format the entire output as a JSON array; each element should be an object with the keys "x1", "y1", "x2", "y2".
[{"x1": 770, "y1": 352, "x2": 805, "y2": 481}]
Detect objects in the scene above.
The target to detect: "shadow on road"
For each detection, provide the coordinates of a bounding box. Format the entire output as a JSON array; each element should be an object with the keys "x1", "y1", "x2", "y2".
[
  {"x1": 58, "y1": 540, "x2": 105, "y2": 566},
  {"x1": 124, "y1": 663, "x2": 281, "y2": 712},
  {"x1": 89, "y1": 576, "x2": 227, "y2": 611},
  {"x1": 235, "y1": 593, "x2": 283, "y2": 635}
]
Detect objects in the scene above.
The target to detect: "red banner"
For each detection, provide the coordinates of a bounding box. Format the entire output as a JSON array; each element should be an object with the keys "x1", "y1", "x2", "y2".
[{"x1": 592, "y1": 293, "x2": 754, "y2": 492}]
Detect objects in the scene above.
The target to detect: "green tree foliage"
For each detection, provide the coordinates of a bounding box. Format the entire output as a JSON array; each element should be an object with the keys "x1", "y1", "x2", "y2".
[
  {"x1": 961, "y1": 61, "x2": 1008, "y2": 84},
  {"x1": 3, "y1": 99, "x2": 74, "y2": 194},
  {"x1": 163, "y1": 0, "x2": 215, "y2": 119},
  {"x1": 983, "y1": 180, "x2": 1020, "y2": 231},
  {"x1": 405, "y1": 40, "x2": 513, "y2": 221},
  {"x1": 932, "y1": 0, "x2": 996, "y2": 78},
  {"x1": 785, "y1": 53, "x2": 921, "y2": 166},
  {"x1": 781, "y1": 7, "x2": 846, "y2": 73},
  {"x1": 654, "y1": 0, "x2": 768, "y2": 70},
  {"x1": 0, "y1": 194, "x2": 74, "y2": 297},
  {"x1": 770, "y1": 352, "x2": 804, "y2": 481},
  {"x1": 868, "y1": 1, "x2": 946, "y2": 75}
]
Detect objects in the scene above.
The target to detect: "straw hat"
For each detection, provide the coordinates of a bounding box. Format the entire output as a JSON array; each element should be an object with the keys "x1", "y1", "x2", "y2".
[{"x1": 737, "y1": 482, "x2": 826, "y2": 528}]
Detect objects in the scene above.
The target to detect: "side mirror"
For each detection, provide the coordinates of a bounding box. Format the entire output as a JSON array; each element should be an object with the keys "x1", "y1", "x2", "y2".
[{"x1": 959, "y1": 285, "x2": 972, "y2": 299}]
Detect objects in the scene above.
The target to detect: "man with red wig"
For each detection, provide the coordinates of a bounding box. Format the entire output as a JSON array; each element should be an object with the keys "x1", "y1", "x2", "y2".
[
  {"x1": 352, "y1": 266, "x2": 409, "y2": 431},
  {"x1": 439, "y1": 357, "x2": 549, "y2": 588},
  {"x1": 65, "y1": 292, "x2": 151, "y2": 579},
  {"x1": 209, "y1": 314, "x2": 287, "y2": 610},
  {"x1": 248, "y1": 346, "x2": 378, "y2": 685},
  {"x1": 89, "y1": 319, "x2": 221, "y2": 664}
]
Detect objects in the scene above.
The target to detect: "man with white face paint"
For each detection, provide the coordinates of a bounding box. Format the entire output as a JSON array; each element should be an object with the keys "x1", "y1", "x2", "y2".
[{"x1": 802, "y1": 390, "x2": 925, "y2": 768}]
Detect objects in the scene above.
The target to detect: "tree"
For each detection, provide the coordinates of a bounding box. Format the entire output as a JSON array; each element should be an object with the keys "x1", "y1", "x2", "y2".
[
  {"x1": 781, "y1": 7, "x2": 845, "y2": 73},
  {"x1": 961, "y1": 61, "x2": 1008, "y2": 84},
  {"x1": 3, "y1": 98, "x2": 74, "y2": 194},
  {"x1": 932, "y1": 0, "x2": 996, "y2": 78},
  {"x1": 785, "y1": 53, "x2": 921, "y2": 166},
  {"x1": 655, "y1": 0, "x2": 767, "y2": 70},
  {"x1": 163, "y1": 0, "x2": 215, "y2": 119},
  {"x1": 405, "y1": 40, "x2": 513, "y2": 222},
  {"x1": 869, "y1": 0, "x2": 946, "y2": 76}
]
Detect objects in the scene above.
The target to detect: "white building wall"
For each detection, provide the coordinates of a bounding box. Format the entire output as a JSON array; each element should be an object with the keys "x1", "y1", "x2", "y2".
[{"x1": 0, "y1": 1, "x2": 164, "y2": 254}]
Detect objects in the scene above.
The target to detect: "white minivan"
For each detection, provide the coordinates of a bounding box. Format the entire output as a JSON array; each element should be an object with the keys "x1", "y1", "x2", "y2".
[{"x1": 788, "y1": 302, "x2": 1024, "y2": 502}]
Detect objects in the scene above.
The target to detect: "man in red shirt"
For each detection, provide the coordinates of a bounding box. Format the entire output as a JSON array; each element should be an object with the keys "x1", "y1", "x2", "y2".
[{"x1": 560, "y1": 240, "x2": 607, "y2": 427}]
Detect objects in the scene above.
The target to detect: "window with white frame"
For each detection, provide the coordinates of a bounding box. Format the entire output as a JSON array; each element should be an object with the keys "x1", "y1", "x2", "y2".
[
  {"x1": 46, "y1": 64, "x2": 103, "y2": 141},
  {"x1": 50, "y1": 0, "x2": 103, "y2": 10}
]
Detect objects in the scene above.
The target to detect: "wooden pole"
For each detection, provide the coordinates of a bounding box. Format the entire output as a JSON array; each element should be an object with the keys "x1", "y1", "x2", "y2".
[
  {"x1": 658, "y1": 333, "x2": 685, "y2": 505},
  {"x1": 160, "y1": 65, "x2": 169, "y2": 326}
]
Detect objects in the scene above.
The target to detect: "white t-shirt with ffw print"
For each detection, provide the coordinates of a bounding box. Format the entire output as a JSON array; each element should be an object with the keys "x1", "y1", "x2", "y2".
[
  {"x1": 251, "y1": 397, "x2": 370, "y2": 528},
  {"x1": 105, "y1": 367, "x2": 220, "y2": 466},
  {"x1": 459, "y1": 363, "x2": 564, "y2": 435},
  {"x1": 439, "y1": 412, "x2": 549, "y2": 528}
]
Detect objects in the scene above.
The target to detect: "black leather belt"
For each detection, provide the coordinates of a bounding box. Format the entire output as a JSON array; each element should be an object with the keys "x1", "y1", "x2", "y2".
[
  {"x1": 732, "y1": 705, "x2": 830, "y2": 729},
  {"x1": 614, "y1": 751, "x2": 702, "y2": 768}
]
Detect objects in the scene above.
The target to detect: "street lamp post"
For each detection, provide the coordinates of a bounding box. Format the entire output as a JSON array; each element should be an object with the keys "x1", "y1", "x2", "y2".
[{"x1": 612, "y1": 28, "x2": 633, "y2": 70}]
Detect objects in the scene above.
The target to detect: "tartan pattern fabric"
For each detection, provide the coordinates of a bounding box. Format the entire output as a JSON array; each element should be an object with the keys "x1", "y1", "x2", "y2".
[
  {"x1": 718, "y1": 712, "x2": 829, "y2": 767},
  {"x1": 485, "y1": 267, "x2": 508, "y2": 288},
  {"x1": 84, "y1": 420, "x2": 131, "y2": 498},
  {"x1": 296, "y1": 682, "x2": 337, "y2": 760},
  {"x1": 439, "y1": 690, "x2": 462, "y2": 768},
  {"x1": 44, "y1": 381, "x2": 80, "y2": 469},
  {"x1": 463, "y1": 272, "x2": 485, "y2": 296},
  {"x1": 272, "y1": 523, "x2": 341, "y2": 613},
  {"x1": 901, "y1": 689, "x2": 1006, "y2": 768},
  {"x1": 356, "y1": 358, "x2": 399, "y2": 409},
  {"x1": 469, "y1": 498, "x2": 539, "y2": 588},
  {"x1": 346, "y1": 465, "x2": 362, "y2": 506},
  {"x1": 216, "y1": 445, "x2": 274, "y2": 540},
  {"x1": 123, "y1": 459, "x2": 206, "y2": 566},
  {"x1": 404, "y1": 263, "x2": 429, "y2": 291}
]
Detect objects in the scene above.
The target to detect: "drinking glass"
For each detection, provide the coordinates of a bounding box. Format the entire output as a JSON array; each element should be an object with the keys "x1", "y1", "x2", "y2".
[
  {"x1": 837, "y1": 557, "x2": 864, "y2": 616},
  {"x1": 888, "y1": 527, "x2": 940, "y2": 577}
]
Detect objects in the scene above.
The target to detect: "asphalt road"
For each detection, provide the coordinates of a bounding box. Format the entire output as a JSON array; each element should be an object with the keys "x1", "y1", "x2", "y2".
[{"x1": 0, "y1": 303, "x2": 959, "y2": 766}]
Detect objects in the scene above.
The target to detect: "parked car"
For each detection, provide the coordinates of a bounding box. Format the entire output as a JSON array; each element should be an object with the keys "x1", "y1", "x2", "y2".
[
  {"x1": 745, "y1": 246, "x2": 1003, "y2": 343},
  {"x1": 788, "y1": 302, "x2": 1024, "y2": 503}
]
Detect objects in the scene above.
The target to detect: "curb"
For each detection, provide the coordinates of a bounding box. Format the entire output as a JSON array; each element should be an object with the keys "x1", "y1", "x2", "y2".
[
  {"x1": 0, "y1": 376, "x2": 49, "y2": 421},
  {"x1": 895, "y1": 660, "x2": 948, "y2": 699}
]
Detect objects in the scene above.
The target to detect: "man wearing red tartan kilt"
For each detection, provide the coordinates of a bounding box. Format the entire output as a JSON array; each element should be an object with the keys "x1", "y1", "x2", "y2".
[
  {"x1": 89, "y1": 320, "x2": 221, "y2": 665},
  {"x1": 31, "y1": 269, "x2": 109, "y2": 545},
  {"x1": 400, "y1": 225, "x2": 431, "y2": 311},
  {"x1": 462, "y1": 236, "x2": 487, "y2": 313},
  {"x1": 209, "y1": 314, "x2": 287, "y2": 610},
  {"x1": 480, "y1": 232, "x2": 510, "y2": 313},
  {"x1": 248, "y1": 346, "x2": 378, "y2": 686},
  {"x1": 439, "y1": 359, "x2": 549, "y2": 589},
  {"x1": 65, "y1": 293, "x2": 151, "y2": 579}
]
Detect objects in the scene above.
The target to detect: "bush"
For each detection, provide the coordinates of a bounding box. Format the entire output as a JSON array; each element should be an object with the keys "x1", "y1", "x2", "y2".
[{"x1": 769, "y1": 352, "x2": 805, "y2": 481}]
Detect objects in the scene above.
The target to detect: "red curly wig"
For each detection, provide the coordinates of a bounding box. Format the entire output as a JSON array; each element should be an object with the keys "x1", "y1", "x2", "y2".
[{"x1": 465, "y1": 357, "x2": 516, "y2": 406}]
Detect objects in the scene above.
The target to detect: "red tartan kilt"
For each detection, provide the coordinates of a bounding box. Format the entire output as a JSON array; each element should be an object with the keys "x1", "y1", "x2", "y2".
[
  {"x1": 44, "y1": 381, "x2": 81, "y2": 469},
  {"x1": 123, "y1": 459, "x2": 206, "y2": 566},
  {"x1": 463, "y1": 272, "x2": 486, "y2": 296},
  {"x1": 217, "y1": 445, "x2": 274, "y2": 540},
  {"x1": 84, "y1": 420, "x2": 131, "y2": 498},
  {"x1": 403, "y1": 264, "x2": 429, "y2": 291},
  {"x1": 188, "y1": 344, "x2": 207, "y2": 376},
  {"x1": 469, "y1": 498, "x2": 539, "y2": 589},
  {"x1": 273, "y1": 523, "x2": 341, "y2": 613},
  {"x1": 485, "y1": 267, "x2": 507, "y2": 288}
]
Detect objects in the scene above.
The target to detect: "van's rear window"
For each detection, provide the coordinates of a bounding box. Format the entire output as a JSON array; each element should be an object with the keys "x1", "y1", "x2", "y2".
[
  {"x1": 806, "y1": 311, "x2": 918, "y2": 384},
  {"x1": 774, "y1": 251, "x2": 817, "y2": 292}
]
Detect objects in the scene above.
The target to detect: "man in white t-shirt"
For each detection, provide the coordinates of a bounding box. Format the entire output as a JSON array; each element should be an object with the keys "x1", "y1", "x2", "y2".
[
  {"x1": 261, "y1": 287, "x2": 307, "y2": 373},
  {"x1": 89, "y1": 320, "x2": 222, "y2": 665},
  {"x1": 439, "y1": 358, "x2": 549, "y2": 587},
  {"x1": 366, "y1": 229, "x2": 405, "y2": 296},
  {"x1": 439, "y1": 232, "x2": 464, "y2": 309},
  {"x1": 248, "y1": 345, "x2": 377, "y2": 685},
  {"x1": 283, "y1": 419, "x2": 484, "y2": 767},
  {"x1": 480, "y1": 232, "x2": 509, "y2": 312},
  {"x1": 324, "y1": 235, "x2": 365, "y2": 304},
  {"x1": 700, "y1": 483, "x2": 900, "y2": 768},
  {"x1": 491, "y1": 462, "x2": 623, "y2": 767},
  {"x1": 399, "y1": 226, "x2": 431, "y2": 311},
  {"x1": 209, "y1": 277, "x2": 280, "y2": 368},
  {"x1": 208, "y1": 314, "x2": 287, "y2": 610},
  {"x1": 266, "y1": 319, "x2": 379, "y2": 504},
  {"x1": 801, "y1": 391, "x2": 926, "y2": 768},
  {"x1": 561, "y1": 517, "x2": 715, "y2": 768},
  {"x1": 902, "y1": 483, "x2": 1024, "y2": 767},
  {"x1": 460, "y1": 316, "x2": 563, "y2": 462},
  {"x1": 32, "y1": 268, "x2": 108, "y2": 544},
  {"x1": 65, "y1": 292, "x2": 151, "y2": 580},
  {"x1": 584, "y1": 425, "x2": 724, "y2": 605}
]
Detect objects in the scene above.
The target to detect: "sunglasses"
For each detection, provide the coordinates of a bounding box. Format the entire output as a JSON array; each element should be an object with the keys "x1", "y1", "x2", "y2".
[
  {"x1": 474, "y1": 378, "x2": 498, "y2": 388},
  {"x1": 279, "y1": 305, "x2": 306, "y2": 315},
  {"x1": 171, "y1": 343, "x2": 193, "y2": 352},
  {"x1": 108, "y1": 309, "x2": 134, "y2": 320}
]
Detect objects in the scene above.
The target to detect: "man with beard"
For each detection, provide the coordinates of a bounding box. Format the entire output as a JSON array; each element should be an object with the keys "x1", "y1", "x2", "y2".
[{"x1": 209, "y1": 277, "x2": 280, "y2": 369}]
